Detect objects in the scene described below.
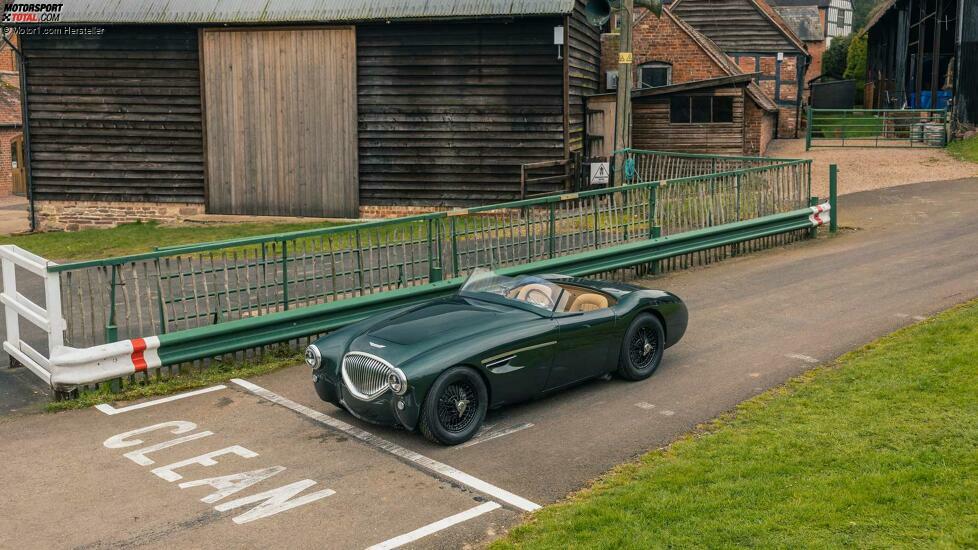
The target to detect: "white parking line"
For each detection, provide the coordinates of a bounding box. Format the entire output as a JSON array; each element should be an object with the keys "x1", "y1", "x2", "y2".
[
  {"x1": 95, "y1": 385, "x2": 227, "y2": 416},
  {"x1": 365, "y1": 501, "x2": 501, "y2": 550},
  {"x1": 785, "y1": 353, "x2": 820, "y2": 364},
  {"x1": 455, "y1": 422, "x2": 534, "y2": 449},
  {"x1": 230, "y1": 379, "x2": 541, "y2": 512}
]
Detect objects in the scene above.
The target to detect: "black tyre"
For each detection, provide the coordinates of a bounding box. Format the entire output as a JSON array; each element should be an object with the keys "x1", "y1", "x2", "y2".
[
  {"x1": 419, "y1": 366, "x2": 488, "y2": 445},
  {"x1": 617, "y1": 313, "x2": 665, "y2": 381}
]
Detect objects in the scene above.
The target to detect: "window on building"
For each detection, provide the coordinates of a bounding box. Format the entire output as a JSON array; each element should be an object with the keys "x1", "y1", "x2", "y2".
[
  {"x1": 638, "y1": 62, "x2": 672, "y2": 88},
  {"x1": 669, "y1": 95, "x2": 735, "y2": 124}
]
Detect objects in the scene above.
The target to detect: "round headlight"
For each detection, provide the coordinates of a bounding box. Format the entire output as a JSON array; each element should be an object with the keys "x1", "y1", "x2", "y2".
[
  {"x1": 304, "y1": 345, "x2": 322, "y2": 368},
  {"x1": 388, "y1": 368, "x2": 408, "y2": 395}
]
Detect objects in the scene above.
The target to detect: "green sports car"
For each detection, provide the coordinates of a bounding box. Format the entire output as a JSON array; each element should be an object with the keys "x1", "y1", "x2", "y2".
[{"x1": 305, "y1": 268, "x2": 688, "y2": 445}]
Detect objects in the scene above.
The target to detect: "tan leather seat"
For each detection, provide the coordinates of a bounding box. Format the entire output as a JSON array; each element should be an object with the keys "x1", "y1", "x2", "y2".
[
  {"x1": 569, "y1": 293, "x2": 608, "y2": 312},
  {"x1": 515, "y1": 283, "x2": 556, "y2": 306}
]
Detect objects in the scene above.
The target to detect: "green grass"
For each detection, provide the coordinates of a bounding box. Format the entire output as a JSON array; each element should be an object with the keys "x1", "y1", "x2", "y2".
[
  {"x1": 45, "y1": 346, "x2": 302, "y2": 413},
  {"x1": 947, "y1": 135, "x2": 978, "y2": 164},
  {"x1": 811, "y1": 112, "x2": 885, "y2": 139},
  {"x1": 495, "y1": 299, "x2": 978, "y2": 549},
  {"x1": 0, "y1": 220, "x2": 349, "y2": 261}
]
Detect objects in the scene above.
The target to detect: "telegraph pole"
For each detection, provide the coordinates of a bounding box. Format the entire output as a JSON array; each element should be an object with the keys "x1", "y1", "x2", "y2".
[{"x1": 613, "y1": 0, "x2": 633, "y2": 186}]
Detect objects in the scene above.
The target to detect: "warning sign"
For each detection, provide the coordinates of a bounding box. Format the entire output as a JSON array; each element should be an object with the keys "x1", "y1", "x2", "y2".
[{"x1": 589, "y1": 162, "x2": 610, "y2": 186}]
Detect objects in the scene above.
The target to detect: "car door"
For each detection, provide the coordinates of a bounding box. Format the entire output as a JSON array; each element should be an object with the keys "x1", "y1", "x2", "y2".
[
  {"x1": 481, "y1": 318, "x2": 559, "y2": 406},
  {"x1": 546, "y1": 307, "x2": 617, "y2": 391}
]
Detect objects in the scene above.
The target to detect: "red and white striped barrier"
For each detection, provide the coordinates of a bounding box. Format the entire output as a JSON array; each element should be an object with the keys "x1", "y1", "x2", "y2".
[
  {"x1": 49, "y1": 336, "x2": 161, "y2": 389},
  {"x1": 809, "y1": 202, "x2": 831, "y2": 227}
]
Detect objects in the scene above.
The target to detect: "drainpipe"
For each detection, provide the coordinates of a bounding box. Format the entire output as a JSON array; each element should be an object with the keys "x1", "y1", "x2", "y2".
[{"x1": 2, "y1": 32, "x2": 34, "y2": 232}]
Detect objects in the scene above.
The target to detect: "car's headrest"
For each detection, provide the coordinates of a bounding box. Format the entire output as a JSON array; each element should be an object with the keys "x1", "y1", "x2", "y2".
[{"x1": 570, "y1": 293, "x2": 608, "y2": 312}]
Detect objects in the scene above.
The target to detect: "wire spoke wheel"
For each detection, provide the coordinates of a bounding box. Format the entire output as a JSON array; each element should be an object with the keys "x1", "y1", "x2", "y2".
[
  {"x1": 618, "y1": 313, "x2": 665, "y2": 381},
  {"x1": 436, "y1": 381, "x2": 479, "y2": 433},
  {"x1": 628, "y1": 326, "x2": 658, "y2": 370}
]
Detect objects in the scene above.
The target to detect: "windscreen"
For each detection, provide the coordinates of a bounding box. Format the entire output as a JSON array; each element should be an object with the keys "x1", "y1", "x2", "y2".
[{"x1": 459, "y1": 268, "x2": 565, "y2": 313}]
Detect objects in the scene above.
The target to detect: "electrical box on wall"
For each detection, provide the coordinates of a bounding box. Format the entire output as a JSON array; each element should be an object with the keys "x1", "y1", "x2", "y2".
[
  {"x1": 606, "y1": 70, "x2": 619, "y2": 90},
  {"x1": 553, "y1": 26, "x2": 564, "y2": 45}
]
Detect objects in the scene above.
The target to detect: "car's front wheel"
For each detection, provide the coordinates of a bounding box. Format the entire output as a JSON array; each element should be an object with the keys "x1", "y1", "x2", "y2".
[
  {"x1": 419, "y1": 366, "x2": 488, "y2": 445},
  {"x1": 617, "y1": 313, "x2": 665, "y2": 381}
]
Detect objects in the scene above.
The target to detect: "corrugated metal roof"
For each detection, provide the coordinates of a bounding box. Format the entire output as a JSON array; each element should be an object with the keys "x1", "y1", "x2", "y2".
[
  {"x1": 30, "y1": 0, "x2": 577, "y2": 24},
  {"x1": 774, "y1": 6, "x2": 823, "y2": 41}
]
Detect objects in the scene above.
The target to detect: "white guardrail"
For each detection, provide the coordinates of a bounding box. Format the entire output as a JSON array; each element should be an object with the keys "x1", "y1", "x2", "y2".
[{"x1": 0, "y1": 245, "x2": 66, "y2": 385}]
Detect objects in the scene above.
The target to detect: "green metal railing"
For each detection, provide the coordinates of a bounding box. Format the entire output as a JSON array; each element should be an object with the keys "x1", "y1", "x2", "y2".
[
  {"x1": 806, "y1": 107, "x2": 948, "y2": 150},
  {"x1": 49, "y1": 150, "x2": 812, "y2": 349}
]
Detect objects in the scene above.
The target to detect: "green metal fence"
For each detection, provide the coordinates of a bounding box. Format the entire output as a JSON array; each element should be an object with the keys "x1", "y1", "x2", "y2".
[
  {"x1": 49, "y1": 150, "x2": 812, "y2": 350},
  {"x1": 806, "y1": 107, "x2": 948, "y2": 150}
]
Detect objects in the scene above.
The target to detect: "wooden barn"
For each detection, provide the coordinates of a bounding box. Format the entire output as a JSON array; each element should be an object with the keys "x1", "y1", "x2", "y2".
[
  {"x1": 13, "y1": 1, "x2": 601, "y2": 230},
  {"x1": 864, "y1": 0, "x2": 977, "y2": 128},
  {"x1": 588, "y1": 74, "x2": 778, "y2": 157}
]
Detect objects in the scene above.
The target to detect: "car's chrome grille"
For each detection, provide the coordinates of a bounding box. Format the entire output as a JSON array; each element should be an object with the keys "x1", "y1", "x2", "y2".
[{"x1": 341, "y1": 352, "x2": 395, "y2": 400}]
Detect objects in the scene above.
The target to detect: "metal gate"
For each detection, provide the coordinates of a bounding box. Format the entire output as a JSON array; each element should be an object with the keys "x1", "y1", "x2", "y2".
[{"x1": 806, "y1": 107, "x2": 948, "y2": 149}]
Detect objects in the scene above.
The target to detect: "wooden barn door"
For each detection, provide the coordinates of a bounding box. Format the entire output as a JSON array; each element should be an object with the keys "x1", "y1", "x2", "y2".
[{"x1": 201, "y1": 28, "x2": 358, "y2": 217}]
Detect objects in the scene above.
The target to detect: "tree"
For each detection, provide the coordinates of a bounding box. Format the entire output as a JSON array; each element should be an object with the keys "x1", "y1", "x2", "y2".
[
  {"x1": 822, "y1": 35, "x2": 852, "y2": 80},
  {"x1": 852, "y1": 0, "x2": 885, "y2": 31},
  {"x1": 845, "y1": 34, "x2": 867, "y2": 84}
]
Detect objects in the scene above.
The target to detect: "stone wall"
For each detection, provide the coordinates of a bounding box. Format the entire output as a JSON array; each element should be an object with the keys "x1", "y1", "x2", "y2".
[{"x1": 36, "y1": 200, "x2": 205, "y2": 231}]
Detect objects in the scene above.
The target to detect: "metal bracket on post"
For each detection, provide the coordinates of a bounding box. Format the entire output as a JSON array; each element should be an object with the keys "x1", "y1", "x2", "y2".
[
  {"x1": 829, "y1": 164, "x2": 838, "y2": 233},
  {"x1": 105, "y1": 265, "x2": 118, "y2": 343},
  {"x1": 808, "y1": 197, "x2": 820, "y2": 239},
  {"x1": 805, "y1": 106, "x2": 813, "y2": 151}
]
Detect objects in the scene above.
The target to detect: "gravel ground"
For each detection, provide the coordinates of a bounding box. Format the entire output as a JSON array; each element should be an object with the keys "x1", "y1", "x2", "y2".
[{"x1": 767, "y1": 138, "x2": 977, "y2": 198}]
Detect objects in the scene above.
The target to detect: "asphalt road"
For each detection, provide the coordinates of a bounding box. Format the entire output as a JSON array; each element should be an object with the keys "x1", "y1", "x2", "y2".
[{"x1": 1, "y1": 177, "x2": 977, "y2": 549}]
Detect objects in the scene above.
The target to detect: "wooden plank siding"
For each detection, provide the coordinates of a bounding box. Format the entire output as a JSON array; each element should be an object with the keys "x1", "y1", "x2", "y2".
[
  {"x1": 356, "y1": 19, "x2": 568, "y2": 206},
  {"x1": 22, "y1": 27, "x2": 205, "y2": 203},
  {"x1": 201, "y1": 28, "x2": 358, "y2": 217},
  {"x1": 671, "y1": 0, "x2": 798, "y2": 51},
  {"x1": 631, "y1": 88, "x2": 746, "y2": 155},
  {"x1": 566, "y1": 0, "x2": 602, "y2": 155}
]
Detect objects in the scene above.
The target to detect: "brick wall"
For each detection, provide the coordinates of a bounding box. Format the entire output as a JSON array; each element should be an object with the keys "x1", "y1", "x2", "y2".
[
  {"x1": 732, "y1": 52, "x2": 803, "y2": 138},
  {"x1": 744, "y1": 99, "x2": 776, "y2": 156},
  {"x1": 0, "y1": 34, "x2": 17, "y2": 73},
  {"x1": 0, "y1": 128, "x2": 19, "y2": 195},
  {"x1": 805, "y1": 40, "x2": 825, "y2": 82},
  {"x1": 358, "y1": 205, "x2": 445, "y2": 219},
  {"x1": 36, "y1": 201, "x2": 205, "y2": 231},
  {"x1": 600, "y1": 12, "x2": 729, "y2": 93}
]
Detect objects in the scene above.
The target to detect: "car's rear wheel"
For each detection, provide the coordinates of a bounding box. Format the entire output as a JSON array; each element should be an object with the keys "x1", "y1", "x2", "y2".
[
  {"x1": 419, "y1": 366, "x2": 488, "y2": 445},
  {"x1": 617, "y1": 313, "x2": 665, "y2": 381}
]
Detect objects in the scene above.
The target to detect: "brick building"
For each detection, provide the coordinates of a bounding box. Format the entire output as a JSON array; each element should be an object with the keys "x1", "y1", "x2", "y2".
[
  {"x1": 595, "y1": 8, "x2": 778, "y2": 156},
  {"x1": 0, "y1": 36, "x2": 21, "y2": 197},
  {"x1": 666, "y1": 0, "x2": 812, "y2": 138},
  {"x1": 769, "y1": 0, "x2": 854, "y2": 86}
]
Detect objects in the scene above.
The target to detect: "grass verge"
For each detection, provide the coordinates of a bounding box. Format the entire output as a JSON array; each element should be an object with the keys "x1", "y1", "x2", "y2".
[
  {"x1": 45, "y1": 347, "x2": 301, "y2": 413},
  {"x1": 494, "y1": 298, "x2": 978, "y2": 549},
  {"x1": 0, "y1": 220, "x2": 348, "y2": 261},
  {"x1": 947, "y1": 135, "x2": 978, "y2": 164}
]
